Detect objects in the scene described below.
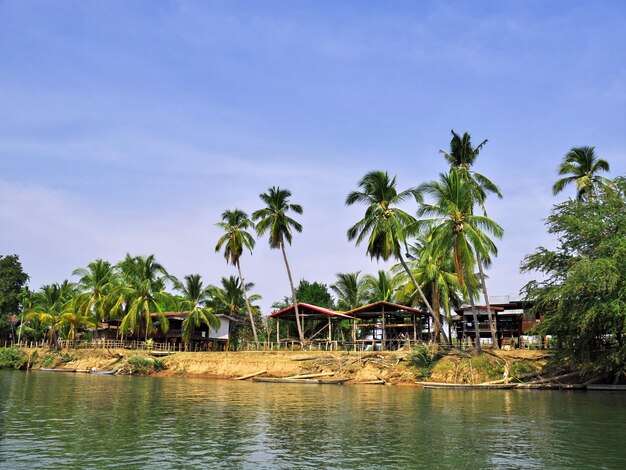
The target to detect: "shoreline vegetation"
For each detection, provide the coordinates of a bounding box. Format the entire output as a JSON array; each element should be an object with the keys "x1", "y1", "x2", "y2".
[{"x1": 1, "y1": 134, "x2": 624, "y2": 382}]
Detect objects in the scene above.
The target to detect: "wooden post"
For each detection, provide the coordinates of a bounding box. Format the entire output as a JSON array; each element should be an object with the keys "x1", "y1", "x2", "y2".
[
  {"x1": 381, "y1": 308, "x2": 386, "y2": 351},
  {"x1": 412, "y1": 313, "x2": 417, "y2": 341},
  {"x1": 276, "y1": 319, "x2": 280, "y2": 344},
  {"x1": 328, "y1": 318, "x2": 332, "y2": 342}
]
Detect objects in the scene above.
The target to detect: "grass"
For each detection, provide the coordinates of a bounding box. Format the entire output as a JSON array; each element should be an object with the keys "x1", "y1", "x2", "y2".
[
  {"x1": 0, "y1": 348, "x2": 27, "y2": 369},
  {"x1": 127, "y1": 356, "x2": 167, "y2": 374}
]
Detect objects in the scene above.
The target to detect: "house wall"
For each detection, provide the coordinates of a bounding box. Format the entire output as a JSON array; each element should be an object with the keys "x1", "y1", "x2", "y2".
[{"x1": 209, "y1": 317, "x2": 230, "y2": 340}]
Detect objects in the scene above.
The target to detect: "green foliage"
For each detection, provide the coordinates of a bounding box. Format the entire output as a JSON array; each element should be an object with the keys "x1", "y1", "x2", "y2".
[
  {"x1": 522, "y1": 176, "x2": 626, "y2": 373},
  {"x1": 407, "y1": 345, "x2": 441, "y2": 378},
  {"x1": 295, "y1": 280, "x2": 334, "y2": 309},
  {"x1": 0, "y1": 255, "x2": 29, "y2": 332},
  {"x1": 127, "y1": 356, "x2": 167, "y2": 374},
  {"x1": 0, "y1": 347, "x2": 27, "y2": 369},
  {"x1": 40, "y1": 353, "x2": 55, "y2": 368}
]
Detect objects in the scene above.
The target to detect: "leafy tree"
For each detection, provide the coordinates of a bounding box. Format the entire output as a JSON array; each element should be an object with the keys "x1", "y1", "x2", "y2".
[
  {"x1": 440, "y1": 130, "x2": 502, "y2": 346},
  {"x1": 215, "y1": 209, "x2": 259, "y2": 346},
  {"x1": 0, "y1": 255, "x2": 29, "y2": 335},
  {"x1": 294, "y1": 279, "x2": 334, "y2": 309},
  {"x1": 73, "y1": 259, "x2": 118, "y2": 324},
  {"x1": 252, "y1": 186, "x2": 304, "y2": 343},
  {"x1": 417, "y1": 170, "x2": 503, "y2": 352},
  {"x1": 522, "y1": 177, "x2": 626, "y2": 374},
  {"x1": 346, "y1": 170, "x2": 449, "y2": 344},
  {"x1": 172, "y1": 274, "x2": 219, "y2": 349},
  {"x1": 211, "y1": 276, "x2": 262, "y2": 348},
  {"x1": 363, "y1": 270, "x2": 400, "y2": 303},
  {"x1": 331, "y1": 272, "x2": 368, "y2": 311},
  {"x1": 112, "y1": 254, "x2": 171, "y2": 340},
  {"x1": 552, "y1": 146, "x2": 613, "y2": 201}
]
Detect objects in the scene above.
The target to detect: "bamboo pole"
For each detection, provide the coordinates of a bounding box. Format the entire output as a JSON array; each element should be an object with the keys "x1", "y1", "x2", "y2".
[
  {"x1": 235, "y1": 370, "x2": 268, "y2": 380},
  {"x1": 284, "y1": 372, "x2": 336, "y2": 379}
]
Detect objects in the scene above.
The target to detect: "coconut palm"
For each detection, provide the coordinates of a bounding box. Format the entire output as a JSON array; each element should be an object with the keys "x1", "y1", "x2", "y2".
[
  {"x1": 112, "y1": 254, "x2": 171, "y2": 340},
  {"x1": 440, "y1": 130, "x2": 502, "y2": 345},
  {"x1": 172, "y1": 274, "x2": 219, "y2": 349},
  {"x1": 331, "y1": 272, "x2": 368, "y2": 311},
  {"x1": 417, "y1": 170, "x2": 503, "y2": 352},
  {"x1": 346, "y1": 170, "x2": 449, "y2": 344},
  {"x1": 252, "y1": 187, "x2": 305, "y2": 343},
  {"x1": 24, "y1": 282, "x2": 78, "y2": 350},
  {"x1": 363, "y1": 270, "x2": 400, "y2": 303},
  {"x1": 553, "y1": 146, "x2": 612, "y2": 201},
  {"x1": 73, "y1": 259, "x2": 118, "y2": 324},
  {"x1": 215, "y1": 209, "x2": 259, "y2": 346}
]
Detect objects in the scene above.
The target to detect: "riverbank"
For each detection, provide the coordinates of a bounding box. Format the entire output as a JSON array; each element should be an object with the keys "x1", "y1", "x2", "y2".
[{"x1": 1, "y1": 347, "x2": 548, "y2": 385}]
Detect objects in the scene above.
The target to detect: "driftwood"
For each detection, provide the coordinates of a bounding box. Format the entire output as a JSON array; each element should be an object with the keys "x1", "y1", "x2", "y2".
[
  {"x1": 359, "y1": 380, "x2": 386, "y2": 385},
  {"x1": 480, "y1": 370, "x2": 545, "y2": 385},
  {"x1": 523, "y1": 371, "x2": 582, "y2": 385},
  {"x1": 234, "y1": 370, "x2": 268, "y2": 381},
  {"x1": 290, "y1": 356, "x2": 325, "y2": 362},
  {"x1": 284, "y1": 372, "x2": 336, "y2": 379}
]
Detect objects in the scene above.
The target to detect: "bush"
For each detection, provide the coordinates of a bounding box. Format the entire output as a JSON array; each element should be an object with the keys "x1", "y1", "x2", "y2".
[
  {"x1": 408, "y1": 345, "x2": 441, "y2": 379},
  {"x1": 127, "y1": 356, "x2": 167, "y2": 374},
  {"x1": 0, "y1": 348, "x2": 27, "y2": 369}
]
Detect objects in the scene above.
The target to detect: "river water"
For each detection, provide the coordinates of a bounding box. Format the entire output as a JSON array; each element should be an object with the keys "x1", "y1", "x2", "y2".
[{"x1": 1, "y1": 370, "x2": 625, "y2": 469}]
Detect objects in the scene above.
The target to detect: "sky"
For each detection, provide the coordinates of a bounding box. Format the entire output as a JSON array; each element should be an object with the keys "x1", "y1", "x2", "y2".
[{"x1": 1, "y1": 0, "x2": 625, "y2": 312}]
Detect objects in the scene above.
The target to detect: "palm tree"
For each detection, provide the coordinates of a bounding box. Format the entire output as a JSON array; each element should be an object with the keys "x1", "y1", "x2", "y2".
[
  {"x1": 112, "y1": 254, "x2": 171, "y2": 341},
  {"x1": 331, "y1": 272, "x2": 368, "y2": 311},
  {"x1": 440, "y1": 130, "x2": 502, "y2": 345},
  {"x1": 24, "y1": 282, "x2": 78, "y2": 350},
  {"x1": 346, "y1": 170, "x2": 449, "y2": 344},
  {"x1": 553, "y1": 146, "x2": 612, "y2": 201},
  {"x1": 172, "y1": 274, "x2": 219, "y2": 350},
  {"x1": 417, "y1": 170, "x2": 503, "y2": 352},
  {"x1": 252, "y1": 187, "x2": 305, "y2": 343},
  {"x1": 73, "y1": 259, "x2": 118, "y2": 324},
  {"x1": 396, "y1": 235, "x2": 462, "y2": 343},
  {"x1": 215, "y1": 209, "x2": 259, "y2": 346},
  {"x1": 211, "y1": 276, "x2": 262, "y2": 348},
  {"x1": 363, "y1": 270, "x2": 399, "y2": 303}
]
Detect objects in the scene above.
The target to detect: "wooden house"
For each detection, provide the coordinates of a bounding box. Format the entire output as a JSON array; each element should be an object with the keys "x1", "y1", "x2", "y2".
[
  {"x1": 344, "y1": 301, "x2": 431, "y2": 350},
  {"x1": 453, "y1": 305, "x2": 522, "y2": 347}
]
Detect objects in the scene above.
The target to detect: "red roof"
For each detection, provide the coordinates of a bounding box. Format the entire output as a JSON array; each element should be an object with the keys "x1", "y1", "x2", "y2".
[
  {"x1": 269, "y1": 303, "x2": 354, "y2": 319},
  {"x1": 345, "y1": 301, "x2": 426, "y2": 317}
]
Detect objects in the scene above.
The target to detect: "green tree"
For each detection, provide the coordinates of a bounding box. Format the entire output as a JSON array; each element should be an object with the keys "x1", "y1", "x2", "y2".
[
  {"x1": 172, "y1": 274, "x2": 219, "y2": 349},
  {"x1": 522, "y1": 176, "x2": 626, "y2": 374},
  {"x1": 215, "y1": 209, "x2": 259, "y2": 346},
  {"x1": 24, "y1": 282, "x2": 81, "y2": 350},
  {"x1": 346, "y1": 170, "x2": 449, "y2": 343},
  {"x1": 73, "y1": 259, "x2": 118, "y2": 324},
  {"x1": 417, "y1": 170, "x2": 503, "y2": 352},
  {"x1": 440, "y1": 130, "x2": 502, "y2": 346},
  {"x1": 211, "y1": 276, "x2": 262, "y2": 348},
  {"x1": 295, "y1": 279, "x2": 334, "y2": 309},
  {"x1": 0, "y1": 255, "x2": 29, "y2": 336},
  {"x1": 112, "y1": 254, "x2": 171, "y2": 340},
  {"x1": 363, "y1": 270, "x2": 400, "y2": 303},
  {"x1": 252, "y1": 186, "x2": 304, "y2": 343},
  {"x1": 552, "y1": 146, "x2": 613, "y2": 201},
  {"x1": 331, "y1": 272, "x2": 368, "y2": 311}
]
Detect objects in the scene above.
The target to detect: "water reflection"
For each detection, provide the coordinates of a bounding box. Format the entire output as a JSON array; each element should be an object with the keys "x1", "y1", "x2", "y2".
[{"x1": 1, "y1": 371, "x2": 626, "y2": 469}]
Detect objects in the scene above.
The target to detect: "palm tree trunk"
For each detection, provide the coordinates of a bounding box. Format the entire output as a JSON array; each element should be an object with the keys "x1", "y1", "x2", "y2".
[
  {"x1": 432, "y1": 284, "x2": 441, "y2": 343},
  {"x1": 280, "y1": 242, "x2": 304, "y2": 343},
  {"x1": 477, "y1": 253, "x2": 498, "y2": 348},
  {"x1": 237, "y1": 260, "x2": 259, "y2": 346},
  {"x1": 398, "y1": 253, "x2": 449, "y2": 344},
  {"x1": 466, "y1": 282, "x2": 482, "y2": 353}
]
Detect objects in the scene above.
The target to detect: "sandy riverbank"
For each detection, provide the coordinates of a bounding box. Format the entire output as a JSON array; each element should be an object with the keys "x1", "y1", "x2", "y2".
[{"x1": 15, "y1": 347, "x2": 548, "y2": 385}]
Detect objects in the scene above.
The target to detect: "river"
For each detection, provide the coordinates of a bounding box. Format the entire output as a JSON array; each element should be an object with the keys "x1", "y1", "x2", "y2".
[{"x1": 1, "y1": 370, "x2": 625, "y2": 468}]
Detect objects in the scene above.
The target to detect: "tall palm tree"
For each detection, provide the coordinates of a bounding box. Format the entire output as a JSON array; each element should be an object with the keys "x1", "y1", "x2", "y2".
[
  {"x1": 172, "y1": 274, "x2": 219, "y2": 349},
  {"x1": 73, "y1": 259, "x2": 118, "y2": 324},
  {"x1": 346, "y1": 170, "x2": 449, "y2": 344},
  {"x1": 215, "y1": 209, "x2": 259, "y2": 346},
  {"x1": 418, "y1": 170, "x2": 503, "y2": 352},
  {"x1": 112, "y1": 254, "x2": 171, "y2": 340},
  {"x1": 363, "y1": 270, "x2": 400, "y2": 303},
  {"x1": 440, "y1": 130, "x2": 502, "y2": 345},
  {"x1": 553, "y1": 146, "x2": 612, "y2": 201},
  {"x1": 331, "y1": 272, "x2": 368, "y2": 311},
  {"x1": 252, "y1": 187, "x2": 305, "y2": 343}
]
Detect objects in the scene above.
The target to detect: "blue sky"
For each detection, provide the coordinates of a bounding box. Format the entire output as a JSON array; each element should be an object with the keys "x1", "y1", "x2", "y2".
[{"x1": 1, "y1": 0, "x2": 625, "y2": 310}]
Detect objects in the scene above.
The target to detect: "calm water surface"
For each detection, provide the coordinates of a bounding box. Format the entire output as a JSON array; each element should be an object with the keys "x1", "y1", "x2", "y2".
[{"x1": 1, "y1": 370, "x2": 625, "y2": 469}]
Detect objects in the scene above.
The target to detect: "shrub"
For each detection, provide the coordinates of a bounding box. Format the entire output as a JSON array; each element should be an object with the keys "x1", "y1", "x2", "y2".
[
  {"x1": 127, "y1": 356, "x2": 167, "y2": 374},
  {"x1": 0, "y1": 348, "x2": 27, "y2": 369},
  {"x1": 408, "y1": 345, "x2": 441, "y2": 379}
]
